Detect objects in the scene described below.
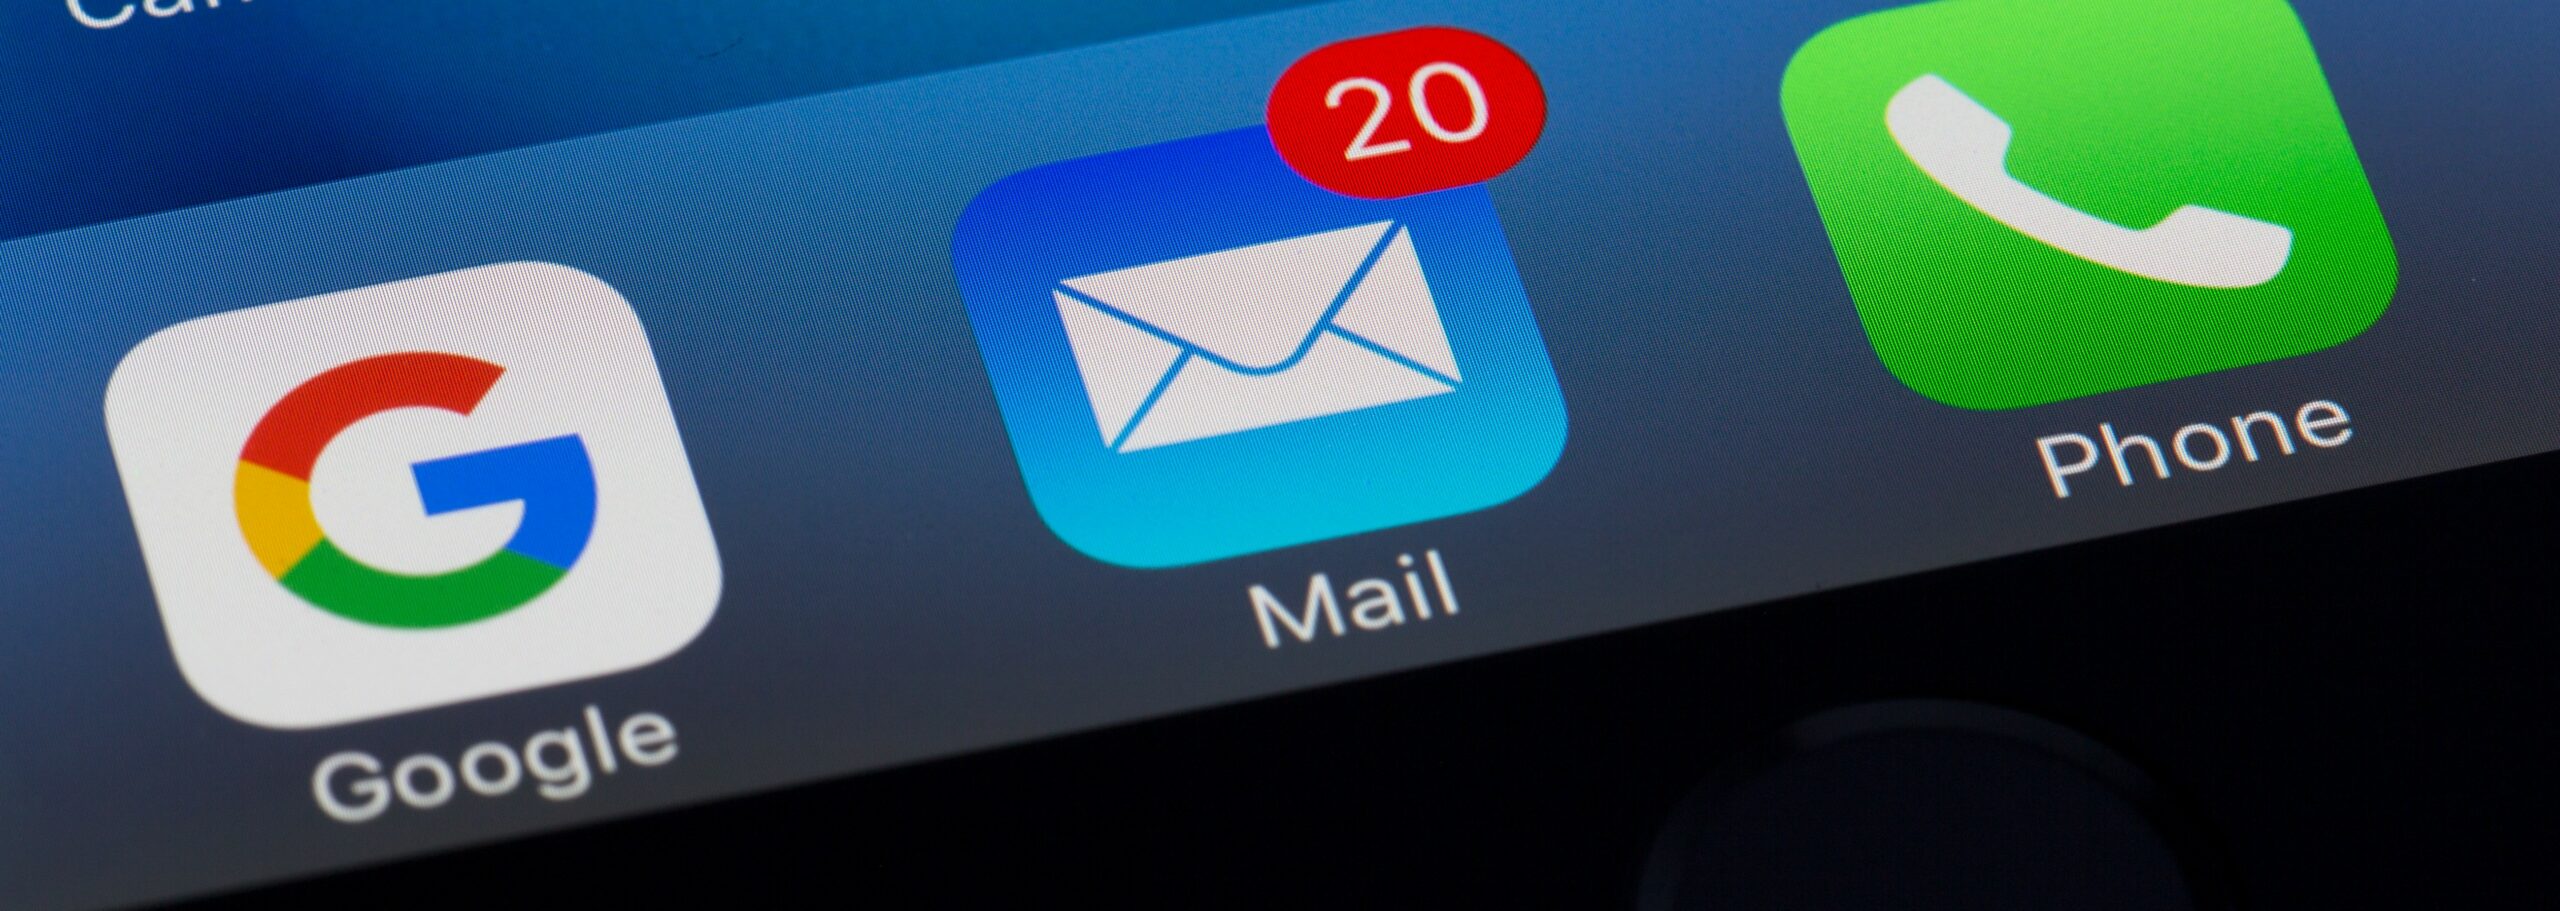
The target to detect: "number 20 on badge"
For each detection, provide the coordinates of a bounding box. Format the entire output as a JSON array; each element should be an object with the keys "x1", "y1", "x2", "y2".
[{"x1": 1266, "y1": 26, "x2": 1547, "y2": 200}]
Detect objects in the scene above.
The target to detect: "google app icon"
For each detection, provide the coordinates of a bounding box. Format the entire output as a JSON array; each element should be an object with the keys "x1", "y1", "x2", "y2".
[{"x1": 107, "y1": 263, "x2": 721, "y2": 729}]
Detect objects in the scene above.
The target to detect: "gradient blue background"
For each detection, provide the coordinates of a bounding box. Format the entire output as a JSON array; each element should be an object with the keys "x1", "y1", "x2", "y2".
[
  {"x1": 954, "y1": 127, "x2": 1566, "y2": 566},
  {"x1": 0, "y1": 0, "x2": 1325, "y2": 244}
]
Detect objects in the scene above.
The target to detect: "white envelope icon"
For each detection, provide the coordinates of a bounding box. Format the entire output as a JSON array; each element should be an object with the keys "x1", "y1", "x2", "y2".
[{"x1": 1052, "y1": 220, "x2": 1463, "y2": 453}]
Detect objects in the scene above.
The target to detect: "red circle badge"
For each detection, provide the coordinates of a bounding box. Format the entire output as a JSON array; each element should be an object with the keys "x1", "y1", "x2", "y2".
[{"x1": 1266, "y1": 26, "x2": 1547, "y2": 199}]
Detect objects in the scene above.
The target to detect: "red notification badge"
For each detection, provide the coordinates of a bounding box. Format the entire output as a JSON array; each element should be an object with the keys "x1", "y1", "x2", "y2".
[{"x1": 1266, "y1": 26, "x2": 1547, "y2": 200}]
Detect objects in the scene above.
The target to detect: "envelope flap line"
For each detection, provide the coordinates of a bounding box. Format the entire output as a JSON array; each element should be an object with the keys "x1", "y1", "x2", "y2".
[{"x1": 1057, "y1": 220, "x2": 1400, "y2": 373}]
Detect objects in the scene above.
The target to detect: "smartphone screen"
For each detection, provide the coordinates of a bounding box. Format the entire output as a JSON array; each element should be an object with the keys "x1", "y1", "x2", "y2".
[{"x1": 5, "y1": 1, "x2": 2557, "y2": 907}]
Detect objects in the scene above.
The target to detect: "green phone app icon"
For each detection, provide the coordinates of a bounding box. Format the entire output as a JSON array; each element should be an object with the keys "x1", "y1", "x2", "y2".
[{"x1": 1781, "y1": 0, "x2": 2396, "y2": 410}]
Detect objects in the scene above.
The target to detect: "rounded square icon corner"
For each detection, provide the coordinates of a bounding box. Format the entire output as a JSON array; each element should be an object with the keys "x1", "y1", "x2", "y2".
[
  {"x1": 953, "y1": 127, "x2": 1566, "y2": 567},
  {"x1": 104, "y1": 261, "x2": 720, "y2": 728}
]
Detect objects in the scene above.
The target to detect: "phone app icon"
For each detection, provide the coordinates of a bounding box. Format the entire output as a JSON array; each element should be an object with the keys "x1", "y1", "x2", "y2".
[
  {"x1": 952, "y1": 126, "x2": 1566, "y2": 568},
  {"x1": 105, "y1": 262, "x2": 721, "y2": 728},
  {"x1": 1781, "y1": 0, "x2": 2396, "y2": 410}
]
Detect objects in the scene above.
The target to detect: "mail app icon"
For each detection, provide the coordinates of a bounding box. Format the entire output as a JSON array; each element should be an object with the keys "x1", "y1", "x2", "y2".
[
  {"x1": 953, "y1": 126, "x2": 1565, "y2": 568},
  {"x1": 1054, "y1": 219, "x2": 1460, "y2": 453}
]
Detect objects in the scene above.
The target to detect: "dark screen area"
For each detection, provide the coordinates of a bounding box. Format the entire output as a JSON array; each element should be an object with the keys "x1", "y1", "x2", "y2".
[{"x1": 186, "y1": 444, "x2": 2560, "y2": 908}]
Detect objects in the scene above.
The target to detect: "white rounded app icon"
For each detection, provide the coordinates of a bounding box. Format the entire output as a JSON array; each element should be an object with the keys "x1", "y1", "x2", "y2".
[{"x1": 104, "y1": 262, "x2": 723, "y2": 729}]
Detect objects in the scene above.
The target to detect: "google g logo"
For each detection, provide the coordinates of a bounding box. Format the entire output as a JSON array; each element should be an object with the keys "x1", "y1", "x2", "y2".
[
  {"x1": 109, "y1": 262, "x2": 720, "y2": 729},
  {"x1": 234, "y1": 352, "x2": 598, "y2": 629}
]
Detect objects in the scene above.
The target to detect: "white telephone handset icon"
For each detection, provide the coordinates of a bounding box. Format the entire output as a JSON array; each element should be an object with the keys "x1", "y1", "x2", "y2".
[{"x1": 1886, "y1": 74, "x2": 2292, "y2": 289}]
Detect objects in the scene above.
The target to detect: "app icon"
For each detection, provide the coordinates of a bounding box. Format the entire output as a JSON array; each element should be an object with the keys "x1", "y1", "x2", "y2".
[
  {"x1": 952, "y1": 127, "x2": 1566, "y2": 568},
  {"x1": 106, "y1": 262, "x2": 721, "y2": 728},
  {"x1": 1781, "y1": 0, "x2": 2396, "y2": 410}
]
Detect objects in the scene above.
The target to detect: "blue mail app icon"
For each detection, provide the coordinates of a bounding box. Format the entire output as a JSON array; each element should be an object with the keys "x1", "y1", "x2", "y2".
[{"x1": 952, "y1": 127, "x2": 1567, "y2": 568}]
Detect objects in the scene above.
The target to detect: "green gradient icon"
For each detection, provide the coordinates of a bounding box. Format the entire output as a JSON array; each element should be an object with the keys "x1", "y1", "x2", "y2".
[{"x1": 1781, "y1": 0, "x2": 2395, "y2": 410}]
